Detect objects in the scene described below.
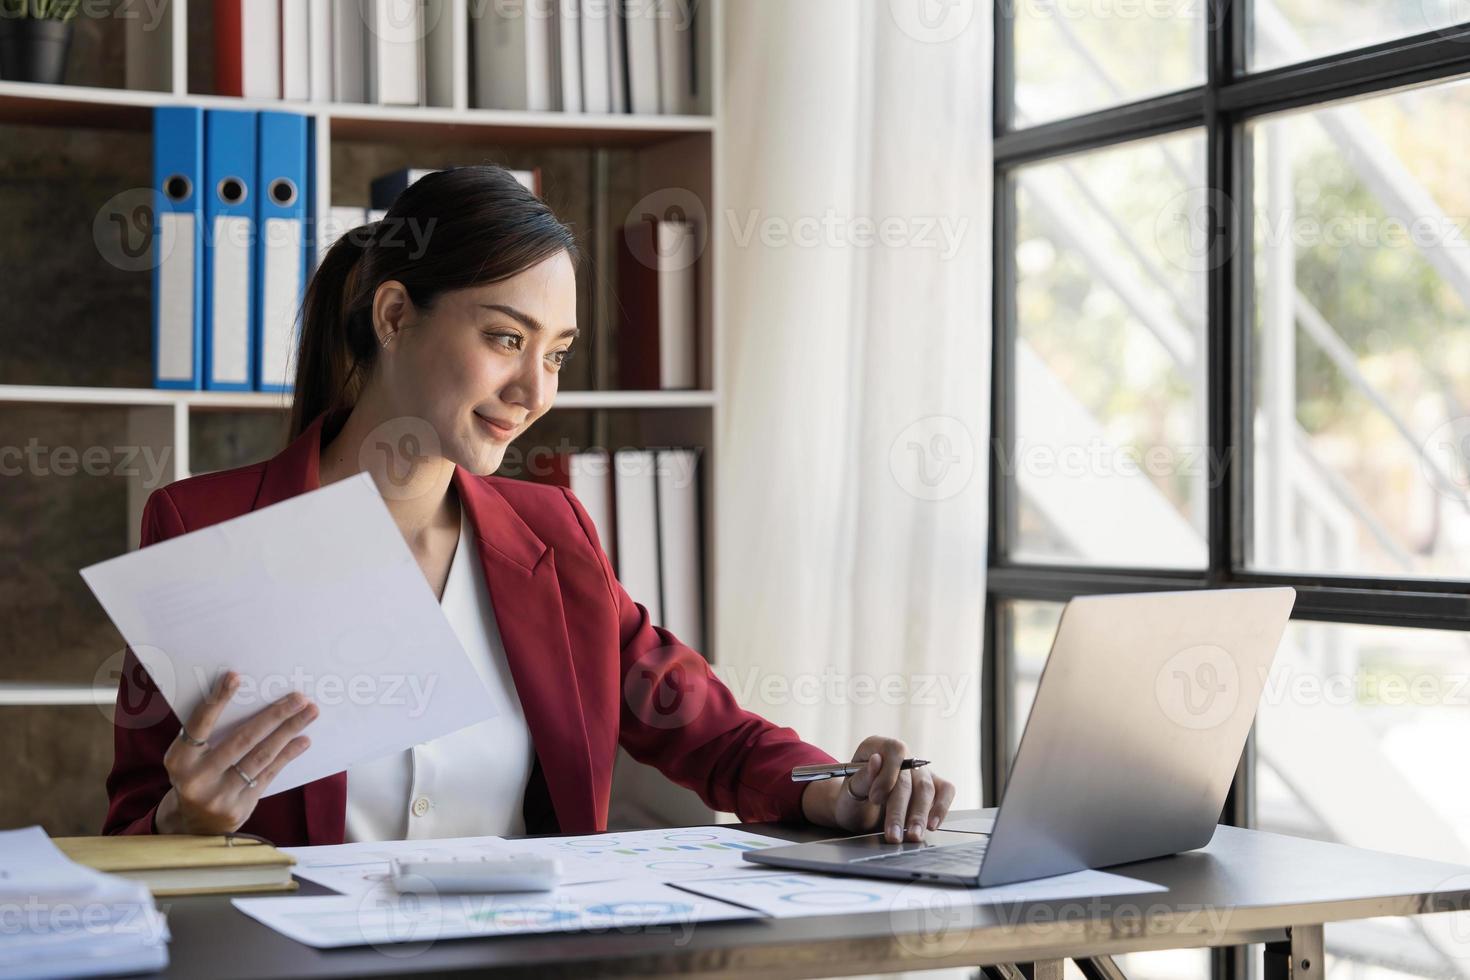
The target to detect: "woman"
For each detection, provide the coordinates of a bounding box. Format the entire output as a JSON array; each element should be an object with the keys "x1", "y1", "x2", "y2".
[{"x1": 103, "y1": 166, "x2": 956, "y2": 847}]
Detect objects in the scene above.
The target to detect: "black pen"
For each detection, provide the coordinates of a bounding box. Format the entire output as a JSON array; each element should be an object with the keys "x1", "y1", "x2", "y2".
[{"x1": 790, "y1": 759, "x2": 930, "y2": 782}]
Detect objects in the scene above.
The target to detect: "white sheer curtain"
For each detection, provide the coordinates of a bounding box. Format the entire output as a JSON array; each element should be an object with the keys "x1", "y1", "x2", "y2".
[{"x1": 717, "y1": 0, "x2": 992, "y2": 820}]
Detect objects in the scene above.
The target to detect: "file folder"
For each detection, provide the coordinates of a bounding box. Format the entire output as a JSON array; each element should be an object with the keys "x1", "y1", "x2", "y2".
[
  {"x1": 580, "y1": 0, "x2": 612, "y2": 113},
  {"x1": 655, "y1": 448, "x2": 704, "y2": 651},
  {"x1": 214, "y1": 0, "x2": 281, "y2": 99},
  {"x1": 204, "y1": 109, "x2": 257, "y2": 391},
  {"x1": 471, "y1": 0, "x2": 556, "y2": 110},
  {"x1": 556, "y1": 0, "x2": 583, "y2": 112},
  {"x1": 614, "y1": 449, "x2": 663, "y2": 625},
  {"x1": 152, "y1": 106, "x2": 204, "y2": 390},
  {"x1": 255, "y1": 112, "x2": 310, "y2": 393}
]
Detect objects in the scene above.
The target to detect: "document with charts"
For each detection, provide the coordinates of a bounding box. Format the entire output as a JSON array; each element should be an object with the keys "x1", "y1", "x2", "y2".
[{"x1": 232, "y1": 879, "x2": 759, "y2": 948}]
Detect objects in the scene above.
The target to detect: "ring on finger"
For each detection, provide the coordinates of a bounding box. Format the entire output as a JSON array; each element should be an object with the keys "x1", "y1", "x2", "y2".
[
  {"x1": 230, "y1": 763, "x2": 257, "y2": 789},
  {"x1": 176, "y1": 726, "x2": 208, "y2": 748},
  {"x1": 842, "y1": 776, "x2": 867, "y2": 802}
]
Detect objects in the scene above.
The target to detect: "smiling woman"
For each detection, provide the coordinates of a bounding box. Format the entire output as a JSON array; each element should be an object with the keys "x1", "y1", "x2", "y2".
[{"x1": 102, "y1": 165, "x2": 955, "y2": 848}]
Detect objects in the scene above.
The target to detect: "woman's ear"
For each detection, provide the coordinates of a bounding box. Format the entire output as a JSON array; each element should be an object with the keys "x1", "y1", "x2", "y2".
[{"x1": 371, "y1": 279, "x2": 415, "y2": 348}]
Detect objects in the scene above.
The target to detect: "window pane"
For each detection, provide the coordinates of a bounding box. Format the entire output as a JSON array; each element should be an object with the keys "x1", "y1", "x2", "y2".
[
  {"x1": 1012, "y1": 0, "x2": 1205, "y2": 126},
  {"x1": 1250, "y1": 0, "x2": 1470, "y2": 72},
  {"x1": 1255, "y1": 620, "x2": 1470, "y2": 976},
  {"x1": 1010, "y1": 131, "x2": 1209, "y2": 568},
  {"x1": 1005, "y1": 600, "x2": 1063, "y2": 768},
  {"x1": 1250, "y1": 81, "x2": 1470, "y2": 579}
]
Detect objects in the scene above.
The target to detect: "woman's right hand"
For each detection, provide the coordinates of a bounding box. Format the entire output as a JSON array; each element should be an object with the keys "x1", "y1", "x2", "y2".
[{"x1": 154, "y1": 671, "x2": 318, "y2": 835}]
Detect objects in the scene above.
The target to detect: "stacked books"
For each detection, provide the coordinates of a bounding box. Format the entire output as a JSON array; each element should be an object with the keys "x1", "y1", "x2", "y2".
[
  {"x1": 214, "y1": 0, "x2": 460, "y2": 106},
  {"x1": 473, "y1": 0, "x2": 704, "y2": 113},
  {"x1": 203, "y1": 0, "x2": 706, "y2": 113},
  {"x1": 0, "y1": 826, "x2": 169, "y2": 979}
]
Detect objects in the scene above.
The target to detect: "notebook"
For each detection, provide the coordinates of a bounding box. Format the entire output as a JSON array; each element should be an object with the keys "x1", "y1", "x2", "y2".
[{"x1": 53, "y1": 834, "x2": 297, "y2": 897}]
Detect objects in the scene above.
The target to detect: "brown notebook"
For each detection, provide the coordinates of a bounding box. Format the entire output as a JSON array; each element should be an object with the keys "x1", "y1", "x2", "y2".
[{"x1": 53, "y1": 834, "x2": 298, "y2": 897}]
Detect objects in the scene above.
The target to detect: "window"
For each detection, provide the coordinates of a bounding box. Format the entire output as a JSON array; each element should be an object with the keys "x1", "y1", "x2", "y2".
[
  {"x1": 1250, "y1": 0, "x2": 1470, "y2": 71},
  {"x1": 992, "y1": 3, "x2": 1470, "y2": 979},
  {"x1": 1013, "y1": 0, "x2": 1205, "y2": 125},
  {"x1": 1249, "y1": 82, "x2": 1470, "y2": 579},
  {"x1": 1011, "y1": 131, "x2": 1209, "y2": 568}
]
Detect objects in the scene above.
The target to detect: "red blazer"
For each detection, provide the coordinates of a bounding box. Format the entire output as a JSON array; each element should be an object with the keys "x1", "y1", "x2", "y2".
[{"x1": 103, "y1": 410, "x2": 837, "y2": 844}]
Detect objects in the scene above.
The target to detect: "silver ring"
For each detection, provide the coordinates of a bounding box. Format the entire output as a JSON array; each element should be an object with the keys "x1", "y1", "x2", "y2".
[
  {"x1": 176, "y1": 727, "x2": 208, "y2": 748},
  {"x1": 231, "y1": 763, "x2": 258, "y2": 789}
]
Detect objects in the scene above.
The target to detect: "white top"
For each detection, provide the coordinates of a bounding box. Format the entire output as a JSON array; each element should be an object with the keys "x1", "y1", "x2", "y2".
[{"x1": 343, "y1": 503, "x2": 536, "y2": 842}]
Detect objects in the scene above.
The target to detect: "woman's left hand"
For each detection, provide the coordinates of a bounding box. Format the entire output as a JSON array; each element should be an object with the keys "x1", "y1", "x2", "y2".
[{"x1": 800, "y1": 735, "x2": 956, "y2": 843}]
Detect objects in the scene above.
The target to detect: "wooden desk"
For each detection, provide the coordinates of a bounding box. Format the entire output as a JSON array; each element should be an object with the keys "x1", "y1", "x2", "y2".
[{"x1": 144, "y1": 808, "x2": 1470, "y2": 979}]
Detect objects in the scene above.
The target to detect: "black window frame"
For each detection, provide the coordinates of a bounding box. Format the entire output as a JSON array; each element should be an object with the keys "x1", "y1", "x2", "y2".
[{"x1": 987, "y1": 4, "x2": 1470, "y2": 978}]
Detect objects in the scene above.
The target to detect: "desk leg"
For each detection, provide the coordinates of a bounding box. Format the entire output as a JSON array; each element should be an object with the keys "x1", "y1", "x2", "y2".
[
  {"x1": 1264, "y1": 924, "x2": 1325, "y2": 979},
  {"x1": 1075, "y1": 955, "x2": 1130, "y2": 979},
  {"x1": 980, "y1": 962, "x2": 1065, "y2": 980}
]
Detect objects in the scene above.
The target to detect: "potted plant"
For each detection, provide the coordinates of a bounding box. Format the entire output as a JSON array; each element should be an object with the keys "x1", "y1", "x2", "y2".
[{"x1": 0, "y1": 0, "x2": 81, "y2": 85}]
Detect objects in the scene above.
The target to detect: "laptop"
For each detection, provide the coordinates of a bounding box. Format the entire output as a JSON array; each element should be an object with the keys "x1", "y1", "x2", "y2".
[{"x1": 744, "y1": 587, "x2": 1297, "y2": 887}]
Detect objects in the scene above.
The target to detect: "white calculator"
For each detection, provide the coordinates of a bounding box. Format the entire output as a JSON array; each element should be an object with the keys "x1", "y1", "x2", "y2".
[{"x1": 389, "y1": 854, "x2": 562, "y2": 894}]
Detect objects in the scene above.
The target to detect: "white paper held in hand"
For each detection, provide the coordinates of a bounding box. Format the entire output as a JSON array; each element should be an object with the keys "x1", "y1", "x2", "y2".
[{"x1": 80, "y1": 472, "x2": 500, "y2": 796}]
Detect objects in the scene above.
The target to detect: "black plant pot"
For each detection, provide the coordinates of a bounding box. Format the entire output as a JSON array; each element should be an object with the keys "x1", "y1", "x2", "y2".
[{"x1": 0, "y1": 17, "x2": 73, "y2": 85}]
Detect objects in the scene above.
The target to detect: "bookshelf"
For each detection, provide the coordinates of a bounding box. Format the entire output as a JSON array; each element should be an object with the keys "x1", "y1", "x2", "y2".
[{"x1": 0, "y1": 0, "x2": 725, "y2": 833}]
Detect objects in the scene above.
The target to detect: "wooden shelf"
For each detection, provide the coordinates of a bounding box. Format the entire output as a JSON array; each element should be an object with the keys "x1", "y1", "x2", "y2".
[
  {"x1": 0, "y1": 384, "x2": 716, "y2": 411},
  {"x1": 0, "y1": 683, "x2": 116, "y2": 707},
  {"x1": 0, "y1": 385, "x2": 290, "y2": 411},
  {"x1": 0, "y1": 80, "x2": 712, "y2": 146}
]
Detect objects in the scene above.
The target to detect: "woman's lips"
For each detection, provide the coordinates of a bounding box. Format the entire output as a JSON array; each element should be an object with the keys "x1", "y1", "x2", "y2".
[{"x1": 475, "y1": 412, "x2": 517, "y2": 440}]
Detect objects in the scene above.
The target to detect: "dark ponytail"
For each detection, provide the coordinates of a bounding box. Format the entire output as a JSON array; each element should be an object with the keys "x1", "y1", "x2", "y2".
[{"x1": 288, "y1": 165, "x2": 580, "y2": 441}]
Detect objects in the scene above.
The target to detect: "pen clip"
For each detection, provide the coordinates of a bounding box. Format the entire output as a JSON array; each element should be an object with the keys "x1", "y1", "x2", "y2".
[{"x1": 790, "y1": 763, "x2": 856, "y2": 782}]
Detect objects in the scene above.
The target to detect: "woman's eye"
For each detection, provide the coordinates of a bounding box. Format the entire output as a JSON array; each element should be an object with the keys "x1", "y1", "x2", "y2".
[{"x1": 487, "y1": 332, "x2": 572, "y2": 370}]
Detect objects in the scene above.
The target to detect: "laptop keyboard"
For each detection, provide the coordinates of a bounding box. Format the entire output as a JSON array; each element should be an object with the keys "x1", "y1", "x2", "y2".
[{"x1": 852, "y1": 837, "x2": 989, "y2": 873}]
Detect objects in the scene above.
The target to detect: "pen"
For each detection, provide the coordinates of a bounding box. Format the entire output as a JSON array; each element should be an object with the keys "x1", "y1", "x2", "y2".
[{"x1": 790, "y1": 759, "x2": 930, "y2": 782}]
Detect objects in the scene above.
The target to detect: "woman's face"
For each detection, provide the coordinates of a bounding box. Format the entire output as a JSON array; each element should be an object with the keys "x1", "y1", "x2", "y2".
[{"x1": 373, "y1": 249, "x2": 578, "y2": 476}]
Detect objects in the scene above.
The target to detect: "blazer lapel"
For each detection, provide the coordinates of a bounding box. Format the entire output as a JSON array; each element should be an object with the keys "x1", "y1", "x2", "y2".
[{"x1": 455, "y1": 466, "x2": 599, "y2": 834}]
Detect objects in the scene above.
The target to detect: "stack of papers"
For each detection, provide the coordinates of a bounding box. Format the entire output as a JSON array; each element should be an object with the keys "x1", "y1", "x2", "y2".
[
  {"x1": 0, "y1": 826, "x2": 170, "y2": 979},
  {"x1": 234, "y1": 825, "x2": 1167, "y2": 949}
]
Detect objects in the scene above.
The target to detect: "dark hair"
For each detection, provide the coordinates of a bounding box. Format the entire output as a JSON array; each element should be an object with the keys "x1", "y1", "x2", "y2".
[{"x1": 288, "y1": 165, "x2": 580, "y2": 441}]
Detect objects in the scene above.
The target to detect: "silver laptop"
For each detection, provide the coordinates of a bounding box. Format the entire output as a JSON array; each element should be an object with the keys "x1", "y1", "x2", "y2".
[{"x1": 744, "y1": 587, "x2": 1297, "y2": 887}]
